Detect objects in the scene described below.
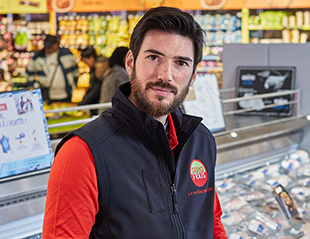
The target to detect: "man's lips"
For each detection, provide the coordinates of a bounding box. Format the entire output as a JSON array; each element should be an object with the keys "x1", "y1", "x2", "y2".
[
  {"x1": 150, "y1": 86, "x2": 174, "y2": 96},
  {"x1": 145, "y1": 82, "x2": 178, "y2": 95}
]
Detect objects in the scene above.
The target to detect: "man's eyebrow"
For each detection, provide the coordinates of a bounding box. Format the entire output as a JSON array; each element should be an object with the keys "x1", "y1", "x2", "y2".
[
  {"x1": 176, "y1": 56, "x2": 193, "y2": 62},
  {"x1": 145, "y1": 49, "x2": 164, "y2": 56},
  {"x1": 144, "y1": 49, "x2": 193, "y2": 62}
]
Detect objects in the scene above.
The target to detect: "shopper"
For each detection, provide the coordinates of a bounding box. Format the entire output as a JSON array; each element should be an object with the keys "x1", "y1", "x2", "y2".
[
  {"x1": 43, "y1": 6, "x2": 228, "y2": 239},
  {"x1": 98, "y1": 46, "x2": 130, "y2": 114},
  {"x1": 25, "y1": 35, "x2": 79, "y2": 104},
  {"x1": 78, "y1": 46, "x2": 109, "y2": 115}
]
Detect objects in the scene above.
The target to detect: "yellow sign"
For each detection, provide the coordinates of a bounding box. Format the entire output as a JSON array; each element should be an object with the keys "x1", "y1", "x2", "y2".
[
  {"x1": 0, "y1": 0, "x2": 9, "y2": 14},
  {"x1": 9, "y1": 0, "x2": 47, "y2": 13}
]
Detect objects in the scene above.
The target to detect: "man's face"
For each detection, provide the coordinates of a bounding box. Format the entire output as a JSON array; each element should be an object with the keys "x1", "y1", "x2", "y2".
[
  {"x1": 81, "y1": 56, "x2": 95, "y2": 68},
  {"x1": 126, "y1": 30, "x2": 196, "y2": 117},
  {"x1": 44, "y1": 43, "x2": 59, "y2": 55}
]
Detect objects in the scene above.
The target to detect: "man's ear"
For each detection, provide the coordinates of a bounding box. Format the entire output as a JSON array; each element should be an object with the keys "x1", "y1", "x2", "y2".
[
  {"x1": 189, "y1": 69, "x2": 197, "y2": 86},
  {"x1": 125, "y1": 50, "x2": 134, "y2": 75}
]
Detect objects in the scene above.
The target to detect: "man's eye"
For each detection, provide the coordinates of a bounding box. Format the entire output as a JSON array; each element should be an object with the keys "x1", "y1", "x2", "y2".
[
  {"x1": 148, "y1": 55, "x2": 158, "y2": 61},
  {"x1": 176, "y1": 61, "x2": 188, "y2": 67}
]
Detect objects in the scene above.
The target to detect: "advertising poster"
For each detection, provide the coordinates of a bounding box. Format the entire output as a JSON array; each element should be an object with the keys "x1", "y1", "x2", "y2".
[
  {"x1": 0, "y1": 0, "x2": 9, "y2": 14},
  {"x1": 235, "y1": 66, "x2": 296, "y2": 117},
  {"x1": 183, "y1": 73, "x2": 225, "y2": 132},
  {"x1": 8, "y1": 0, "x2": 47, "y2": 13},
  {"x1": 0, "y1": 89, "x2": 53, "y2": 180}
]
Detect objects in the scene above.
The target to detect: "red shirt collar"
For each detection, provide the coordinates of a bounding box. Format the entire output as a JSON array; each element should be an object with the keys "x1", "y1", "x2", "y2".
[{"x1": 168, "y1": 113, "x2": 179, "y2": 151}]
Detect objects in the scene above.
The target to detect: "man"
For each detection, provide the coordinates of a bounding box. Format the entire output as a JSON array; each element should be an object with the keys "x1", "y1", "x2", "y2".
[
  {"x1": 43, "y1": 7, "x2": 228, "y2": 239},
  {"x1": 26, "y1": 35, "x2": 79, "y2": 103},
  {"x1": 78, "y1": 46, "x2": 109, "y2": 115}
]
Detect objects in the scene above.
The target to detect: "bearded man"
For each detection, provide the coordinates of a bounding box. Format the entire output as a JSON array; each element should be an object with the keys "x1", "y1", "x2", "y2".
[{"x1": 43, "y1": 6, "x2": 228, "y2": 239}]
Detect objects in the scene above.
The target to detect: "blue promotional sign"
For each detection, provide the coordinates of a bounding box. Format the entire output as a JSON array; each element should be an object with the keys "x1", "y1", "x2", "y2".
[{"x1": 0, "y1": 89, "x2": 53, "y2": 180}]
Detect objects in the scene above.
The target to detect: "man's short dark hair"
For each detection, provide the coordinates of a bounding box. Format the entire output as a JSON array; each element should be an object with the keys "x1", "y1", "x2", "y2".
[
  {"x1": 80, "y1": 46, "x2": 97, "y2": 59},
  {"x1": 44, "y1": 35, "x2": 58, "y2": 48},
  {"x1": 129, "y1": 6, "x2": 205, "y2": 74}
]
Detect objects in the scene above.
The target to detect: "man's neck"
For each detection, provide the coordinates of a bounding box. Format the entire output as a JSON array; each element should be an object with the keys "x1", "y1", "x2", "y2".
[{"x1": 153, "y1": 115, "x2": 168, "y2": 125}]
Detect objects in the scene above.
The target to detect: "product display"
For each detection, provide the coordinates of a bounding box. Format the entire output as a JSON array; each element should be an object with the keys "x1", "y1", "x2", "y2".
[
  {"x1": 57, "y1": 13, "x2": 140, "y2": 57},
  {"x1": 1, "y1": 4, "x2": 310, "y2": 239},
  {"x1": 217, "y1": 149, "x2": 310, "y2": 238},
  {"x1": 0, "y1": 14, "x2": 50, "y2": 92},
  {"x1": 246, "y1": 10, "x2": 310, "y2": 43},
  {"x1": 194, "y1": 12, "x2": 242, "y2": 46}
]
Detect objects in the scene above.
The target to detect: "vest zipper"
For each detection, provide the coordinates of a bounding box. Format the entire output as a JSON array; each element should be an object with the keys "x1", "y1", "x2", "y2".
[
  {"x1": 155, "y1": 122, "x2": 186, "y2": 238},
  {"x1": 171, "y1": 183, "x2": 178, "y2": 214}
]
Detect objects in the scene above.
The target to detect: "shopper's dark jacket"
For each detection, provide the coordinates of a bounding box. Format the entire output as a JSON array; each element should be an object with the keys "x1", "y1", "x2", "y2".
[{"x1": 56, "y1": 82, "x2": 218, "y2": 238}]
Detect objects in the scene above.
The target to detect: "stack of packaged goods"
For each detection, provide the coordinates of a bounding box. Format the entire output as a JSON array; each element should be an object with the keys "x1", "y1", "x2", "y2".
[
  {"x1": 194, "y1": 13, "x2": 242, "y2": 47},
  {"x1": 194, "y1": 12, "x2": 242, "y2": 87},
  {"x1": 26, "y1": 20, "x2": 50, "y2": 51},
  {"x1": 217, "y1": 149, "x2": 310, "y2": 238},
  {"x1": 0, "y1": 14, "x2": 51, "y2": 92},
  {"x1": 58, "y1": 13, "x2": 141, "y2": 57},
  {"x1": 0, "y1": 16, "x2": 14, "y2": 92},
  {"x1": 248, "y1": 10, "x2": 310, "y2": 43}
]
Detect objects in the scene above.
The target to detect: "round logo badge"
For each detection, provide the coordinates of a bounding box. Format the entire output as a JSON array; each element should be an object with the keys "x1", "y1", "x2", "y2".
[{"x1": 190, "y1": 159, "x2": 208, "y2": 187}]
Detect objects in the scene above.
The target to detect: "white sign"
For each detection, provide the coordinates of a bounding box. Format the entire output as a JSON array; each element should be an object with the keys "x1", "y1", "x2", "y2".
[
  {"x1": 183, "y1": 73, "x2": 225, "y2": 132},
  {"x1": 0, "y1": 89, "x2": 53, "y2": 179}
]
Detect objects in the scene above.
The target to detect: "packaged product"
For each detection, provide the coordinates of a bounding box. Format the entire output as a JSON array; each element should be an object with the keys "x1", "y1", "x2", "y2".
[
  {"x1": 297, "y1": 165, "x2": 310, "y2": 177},
  {"x1": 203, "y1": 14, "x2": 214, "y2": 30},
  {"x1": 247, "y1": 211, "x2": 280, "y2": 237},
  {"x1": 221, "y1": 210, "x2": 244, "y2": 227},
  {"x1": 215, "y1": 177, "x2": 237, "y2": 193},
  {"x1": 291, "y1": 149, "x2": 309, "y2": 164},
  {"x1": 267, "y1": 174, "x2": 292, "y2": 188},
  {"x1": 223, "y1": 30, "x2": 235, "y2": 44},
  {"x1": 281, "y1": 158, "x2": 301, "y2": 172},
  {"x1": 213, "y1": 14, "x2": 223, "y2": 30},
  {"x1": 223, "y1": 198, "x2": 249, "y2": 212},
  {"x1": 237, "y1": 190, "x2": 265, "y2": 202},
  {"x1": 295, "y1": 222, "x2": 310, "y2": 237},
  {"x1": 290, "y1": 187, "x2": 310, "y2": 202},
  {"x1": 228, "y1": 231, "x2": 251, "y2": 239},
  {"x1": 259, "y1": 163, "x2": 280, "y2": 176},
  {"x1": 273, "y1": 216, "x2": 291, "y2": 229}
]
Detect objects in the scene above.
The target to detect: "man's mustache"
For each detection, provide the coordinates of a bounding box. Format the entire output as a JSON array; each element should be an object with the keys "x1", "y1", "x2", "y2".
[{"x1": 145, "y1": 81, "x2": 178, "y2": 95}]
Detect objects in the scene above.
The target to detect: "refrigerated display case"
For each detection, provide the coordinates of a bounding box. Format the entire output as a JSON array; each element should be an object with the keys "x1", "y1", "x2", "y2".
[{"x1": 0, "y1": 90, "x2": 310, "y2": 238}]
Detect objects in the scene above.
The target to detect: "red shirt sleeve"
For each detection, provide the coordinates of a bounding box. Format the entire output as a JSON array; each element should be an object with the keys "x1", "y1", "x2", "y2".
[
  {"x1": 42, "y1": 136, "x2": 99, "y2": 238},
  {"x1": 213, "y1": 191, "x2": 228, "y2": 239}
]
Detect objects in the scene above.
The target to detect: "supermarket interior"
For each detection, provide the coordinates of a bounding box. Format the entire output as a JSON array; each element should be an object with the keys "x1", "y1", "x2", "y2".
[{"x1": 1, "y1": 0, "x2": 310, "y2": 238}]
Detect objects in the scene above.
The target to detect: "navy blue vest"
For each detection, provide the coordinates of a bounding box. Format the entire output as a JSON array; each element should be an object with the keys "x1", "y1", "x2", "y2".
[{"x1": 56, "y1": 83, "x2": 217, "y2": 239}]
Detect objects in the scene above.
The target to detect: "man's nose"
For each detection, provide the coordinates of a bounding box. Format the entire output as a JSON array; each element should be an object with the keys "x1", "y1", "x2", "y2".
[{"x1": 157, "y1": 61, "x2": 173, "y2": 82}]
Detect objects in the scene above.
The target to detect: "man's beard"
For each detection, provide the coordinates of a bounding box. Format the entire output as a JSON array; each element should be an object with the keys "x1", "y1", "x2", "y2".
[{"x1": 130, "y1": 65, "x2": 191, "y2": 117}]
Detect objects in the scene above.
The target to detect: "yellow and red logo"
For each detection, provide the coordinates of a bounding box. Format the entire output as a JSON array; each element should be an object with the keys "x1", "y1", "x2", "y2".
[{"x1": 190, "y1": 159, "x2": 208, "y2": 187}]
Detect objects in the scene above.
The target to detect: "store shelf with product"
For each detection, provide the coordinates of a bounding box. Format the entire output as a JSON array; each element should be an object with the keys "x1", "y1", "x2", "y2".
[
  {"x1": 242, "y1": 8, "x2": 310, "y2": 44},
  {"x1": 0, "y1": 13, "x2": 51, "y2": 92},
  {"x1": 56, "y1": 11, "x2": 140, "y2": 56}
]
